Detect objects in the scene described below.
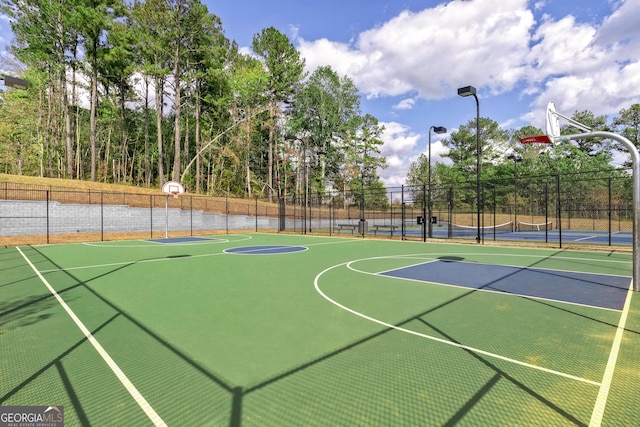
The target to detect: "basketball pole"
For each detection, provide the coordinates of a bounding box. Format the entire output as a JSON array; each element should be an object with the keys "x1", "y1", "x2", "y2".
[
  {"x1": 165, "y1": 195, "x2": 169, "y2": 239},
  {"x1": 556, "y1": 131, "x2": 640, "y2": 292}
]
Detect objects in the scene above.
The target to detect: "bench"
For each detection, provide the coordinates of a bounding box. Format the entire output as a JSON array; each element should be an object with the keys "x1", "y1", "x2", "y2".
[
  {"x1": 372, "y1": 224, "x2": 398, "y2": 236},
  {"x1": 336, "y1": 223, "x2": 358, "y2": 234}
]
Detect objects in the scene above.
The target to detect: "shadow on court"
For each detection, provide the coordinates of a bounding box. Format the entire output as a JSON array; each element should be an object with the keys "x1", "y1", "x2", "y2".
[{"x1": 2, "y1": 245, "x2": 635, "y2": 425}]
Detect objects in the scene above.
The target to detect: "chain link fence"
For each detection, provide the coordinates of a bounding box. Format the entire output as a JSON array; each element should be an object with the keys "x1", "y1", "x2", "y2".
[
  {"x1": 0, "y1": 169, "x2": 633, "y2": 247},
  {"x1": 279, "y1": 169, "x2": 633, "y2": 247}
]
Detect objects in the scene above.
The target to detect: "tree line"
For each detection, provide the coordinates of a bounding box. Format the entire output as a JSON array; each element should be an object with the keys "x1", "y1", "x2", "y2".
[
  {"x1": 406, "y1": 106, "x2": 640, "y2": 217},
  {"x1": 1, "y1": 0, "x2": 639, "y2": 205},
  {"x1": 0, "y1": 0, "x2": 385, "y2": 203}
]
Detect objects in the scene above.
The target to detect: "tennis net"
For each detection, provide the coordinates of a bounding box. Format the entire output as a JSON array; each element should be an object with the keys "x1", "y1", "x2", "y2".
[
  {"x1": 517, "y1": 221, "x2": 552, "y2": 232},
  {"x1": 450, "y1": 221, "x2": 514, "y2": 237}
]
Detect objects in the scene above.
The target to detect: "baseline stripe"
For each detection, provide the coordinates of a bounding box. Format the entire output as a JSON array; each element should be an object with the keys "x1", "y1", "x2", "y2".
[
  {"x1": 589, "y1": 282, "x2": 634, "y2": 426},
  {"x1": 17, "y1": 247, "x2": 167, "y2": 427}
]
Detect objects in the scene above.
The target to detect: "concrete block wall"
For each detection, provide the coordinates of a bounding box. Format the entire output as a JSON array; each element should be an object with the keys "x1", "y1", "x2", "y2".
[{"x1": 0, "y1": 200, "x2": 284, "y2": 237}]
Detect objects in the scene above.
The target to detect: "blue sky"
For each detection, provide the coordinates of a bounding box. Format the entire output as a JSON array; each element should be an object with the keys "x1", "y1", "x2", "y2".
[{"x1": 2, "y1": 0, "x2": 639, "y2": 186}]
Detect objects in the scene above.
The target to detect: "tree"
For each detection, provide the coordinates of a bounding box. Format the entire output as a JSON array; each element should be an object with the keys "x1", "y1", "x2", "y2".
[
  {"x1": 613, "y1": 104, "x2": 640, "y2": 166},
  {"x1": 181, "y1": 7, "x2": 228, "y2": 192},
  {"x1": 131, "y1": 0, "x2": 171, "y2": 185},
  {"x1": 442, "y1": 117, "x2": 510, "y2": 173},
  {"x1": 0, "y1": 79, "x2": 40, "y2": 175},
  {"x1": 561, "y1": 110, "x2": 609, "y2": 153},
  {"x1": 344, "y1": 114, "x2": 387, "y2": 210},
  {"x1": 287, "y1": 66, "x2": 361, "y2": 196},
  {"x1": 101, "y1": 9, "x2": 136, "y2": 183},
  {"x1": 2, "y1": 0, "x2": 82, "y2": 178},
  {"x1": 227, "y1": 53, "x2": 269, "y2": 196},
  {"x1": 76, "y1": 0, "x2": 120, "y2": 181},
  {"x1": 252, "y1": 27, "x2": 306, "y2": 200}
]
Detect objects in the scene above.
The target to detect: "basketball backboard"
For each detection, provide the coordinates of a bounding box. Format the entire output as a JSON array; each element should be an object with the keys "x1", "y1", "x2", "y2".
[
  {"x1": 162, "y1": 181, "x2": 185, "y2": 197},
  {"x1": 546, "y1": 101, "x2": 561, "y2": 142}
]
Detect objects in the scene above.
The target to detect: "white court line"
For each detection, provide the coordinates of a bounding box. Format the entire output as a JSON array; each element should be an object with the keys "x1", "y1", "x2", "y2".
[
  {"x1": 314, "y1": 260, "x2": 601, "y2": 386},
  {"x1": 574, "y1": 235, "x2": 599, "y2": 242},
  {"x1": 39, "y1": 251, "x2": 228, "y2": 273},
  {"x1": 82, "y1": 234, "x2": 254, "y2": 248},
  {"x1": 589, "y1": 282, "x2": 634, "y2": 426},
  {"x1": 47, "y1": 237, "x2": 359, "y2": 272},
  {"x1": 345, "y1": 253, "x2": 628, "y2": 312},
  {"x1": 16, "y1": 247, "x2": 167, "y2": 427}
]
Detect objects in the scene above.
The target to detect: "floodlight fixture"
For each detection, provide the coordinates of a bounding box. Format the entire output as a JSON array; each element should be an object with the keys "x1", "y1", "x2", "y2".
[
  {"x1": 2, "y1": 75, "x2": 28, "y2": 90},
  {"x1": 426, "y1": 125, "x2": 447, "y2": 240},
  {"x1": 457, "y1": 85, "x2": 476, "y2": 97},
  {"x1": 433, "y1": 126, "x2": 447, "y2": 134}
]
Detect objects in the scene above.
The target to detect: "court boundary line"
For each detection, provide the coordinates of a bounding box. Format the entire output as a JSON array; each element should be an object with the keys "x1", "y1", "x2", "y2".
[
  {"x1": 350, "y1": 254, "x2": 627, "y2": 312},
  {"x1": 38, "y1": 251, "x2": 230, "y2": 273},
  {"x1": 16, "y1": 247, "x2": 167, "y2": 427},
  {"x1": 81, "y1": 234, "x2": 254, "y2": 248},
  {"x1": 40, "y1": 237, "x2": 360, "y2": 273},
  {"x1": 589, "y1": 281, "x2": 634, "y2": 426},
  {"x1": 223, "y1": 245, "x2": 308, "y2": 255},
  {"x1": 375, "y1": 253, "x2": 632, "y2": 279},
  {"x1": 315, "y1": 260, "x2": 601, "y2": 386}
]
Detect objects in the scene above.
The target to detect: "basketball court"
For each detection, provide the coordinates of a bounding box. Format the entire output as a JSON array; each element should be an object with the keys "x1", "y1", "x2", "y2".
[{"x1": 2, "y1": 233, "x2": 639, "y2": 425}]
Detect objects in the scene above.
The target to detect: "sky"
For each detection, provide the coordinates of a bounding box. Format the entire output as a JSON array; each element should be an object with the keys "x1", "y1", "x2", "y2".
[{"x1": 1, "y1": 0, "x2": 639, "y2": 187}]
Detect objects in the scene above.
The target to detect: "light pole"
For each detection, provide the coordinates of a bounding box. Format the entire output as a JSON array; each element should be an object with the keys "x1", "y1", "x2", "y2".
[
  {"x1": 507, "y1": 153, "x2": 522, "y2": 228},
  {"x1": 457, "y1": 85, "x2": 481, "y2": 244},
  {"x1": 427, "y1": 126, "x2": 447, "y2": 240}
]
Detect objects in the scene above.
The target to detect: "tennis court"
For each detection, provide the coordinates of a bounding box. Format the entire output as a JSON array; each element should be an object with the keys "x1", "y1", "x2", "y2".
[
  {"x1": 2, "y1": 233, "x2": 639, "y2": 426},
  {"x1": 405, "y1": 222, "x2": 634, "y2": 246}
]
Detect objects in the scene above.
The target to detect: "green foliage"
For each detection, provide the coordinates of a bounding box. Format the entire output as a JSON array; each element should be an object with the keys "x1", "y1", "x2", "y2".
[
  {"x1": 1, "y1": 0, "x2": 639, "y2": 204},
  {"x1": 252, "y1": 27, "x2": 306, "y2": 103}
]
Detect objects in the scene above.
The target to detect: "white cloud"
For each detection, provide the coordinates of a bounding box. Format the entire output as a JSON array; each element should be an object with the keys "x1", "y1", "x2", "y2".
[
  {"x1": 375, "y1": 121, "x2": 422, "y2": 186},
  {"x1": 379, "y1": 121, "x2": 420, "y2": 156},
  {"x1": 523, "y1": 0, "x2": 640, "y2": 128},
  {"x1": 298, "y1": 0, "x2": 534, "y2": 99},
  {"x1": 392, "y1": 98, "x2": 415, "y2": 110},
  {"x1": 296, "y1": 0, "x2": 640, "y2": 186},
  {"x1": 594, "y1": 0, "x2": 640, "y2": 50}
]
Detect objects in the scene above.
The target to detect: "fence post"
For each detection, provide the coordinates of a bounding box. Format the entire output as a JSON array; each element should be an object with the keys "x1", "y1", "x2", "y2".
[
  {"x1": 608, "y1": 177, "x2": 612, "y2": 246},
  {"x1": 278, "y1": 198, "x2": 285, "y2": 232},
  {"x1": 541, "y1": 182, "x2": 546, "y2": 242},
  {"x1": 556, "y1": 174, "x2": 562, "y2": 248},
  {"x1": 401, "y1": 185, "x2": 405, "y2": 240},
  {"x1": 46, "y1": 190, "x2": 50, "y2": 244},
  {"x1": 101, "y1": 192, "x2": 104, "y2": 242},
  {"x1": 422, "y1": 184, "x2": 426, "y2": 242},
  {"x1": 493, "y1": 186, "x2": 497, "y2": 241},
  {"x1": 150, "y1": 195, "x2": 153, "y2": 239}
]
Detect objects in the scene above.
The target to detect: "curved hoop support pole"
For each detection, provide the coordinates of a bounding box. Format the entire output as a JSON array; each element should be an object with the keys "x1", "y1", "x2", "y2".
[{"x1": 560, "y1": 131, "x2": 640, "y2": 292}]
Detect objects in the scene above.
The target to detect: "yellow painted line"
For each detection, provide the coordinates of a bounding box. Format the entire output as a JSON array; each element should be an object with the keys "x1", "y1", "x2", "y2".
[
  {"x1": 589, "y1": 281, "x2": 634, "y2": 426},
  {"x1": 17, "y1": 247, "x2": 167, "y2": 427}
]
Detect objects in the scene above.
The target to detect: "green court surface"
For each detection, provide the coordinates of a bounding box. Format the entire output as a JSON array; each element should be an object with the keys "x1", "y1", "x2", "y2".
[{"x1": 1, "y1": 233, "x2": 639, "y2": 426}]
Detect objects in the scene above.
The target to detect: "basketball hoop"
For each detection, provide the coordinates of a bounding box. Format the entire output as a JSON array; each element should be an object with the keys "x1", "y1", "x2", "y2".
[
  {"x1": 519, "y1": 135, "x2": 552, "y2": 145},
  {"x1": 160, "y1": 180, "x2": 185, "y2": 239},
  {"x1": 543, "y1": 99, "x2": 640, "y2": 292},
  {"x1": 162, "y1": 181, "x2": 185, "y2": 198}
]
